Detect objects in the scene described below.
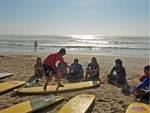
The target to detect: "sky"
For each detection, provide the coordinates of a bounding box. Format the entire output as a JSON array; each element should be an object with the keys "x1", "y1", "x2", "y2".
[{"x1": 0, "y1": 0, "x2": 149, "y2": 36}]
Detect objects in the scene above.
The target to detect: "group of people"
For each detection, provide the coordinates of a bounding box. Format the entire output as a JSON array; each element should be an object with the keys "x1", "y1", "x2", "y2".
[
  {"x1": 27, "y1": 48, "x2": 149, "y2": 99},
  {"x1": 28, "y1": 48, "x2": 100, "y2": 88},
  {"x1": 57, "y1": 57, "x2": 100, "y2": 80}
]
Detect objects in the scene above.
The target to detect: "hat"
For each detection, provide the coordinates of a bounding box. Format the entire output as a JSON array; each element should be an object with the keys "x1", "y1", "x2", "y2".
[{"x1": 142, "y1": 65, "x2": 150, "y2": 70}]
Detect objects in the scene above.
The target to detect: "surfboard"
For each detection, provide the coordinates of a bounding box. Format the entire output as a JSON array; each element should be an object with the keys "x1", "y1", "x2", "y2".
[
  {"x1": 0, "y1": 81, "x2": 26, "y2": 93},
  {"x1": 126, "y1": 103, "x2": 149, "y2": 113},
  {"x1": 0, "y1": 73, "x2": 13, "y2": 79},
  {"x1": 15, "y1": 81, "x2": 99, "y2": 94},
  {"x1": 58, "y1": 94, "x2": 95, "y2": 113},
  {"x1": 0, "y1": 96, "x2": 64, "y2": 113}
]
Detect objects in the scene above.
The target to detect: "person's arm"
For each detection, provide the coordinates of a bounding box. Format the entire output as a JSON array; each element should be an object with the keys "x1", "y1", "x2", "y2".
[
  {"x1": 133, "y1": 75, "x2": 149, "y2": 91},
  {"x1": 139, "y1": 77, "x2": 144, "y2": 82},
  {"x1": 117, "y1": 67, "x2": 126, "y2": 79},
  {"x1": 87, "y1": 63, "x2": 91, "y2": 70},
  {"x1": 60, "y1": 58, "x2": 70, "y2": 68},
  {"x1": 52, "y1": 64, "x2": 59, "y2": 74},
  {"x1": 139, "y1": 75, "x2": 147, "y2": 82},
  {"x1": 110, "y1": 66, "x2": 115, "y2": 75},
  {"x1": 80, "y1": 65, "x2": 83, "y2": 74},
  {"x1": 123, "y1": 68, "x2": 126, "y2": 77},
  {"x1": 69, "y1": 64, "x2": 73, "y2": 74},
  {"x1": 33, "y1": 64, "x2": 39, "y2": 75}
]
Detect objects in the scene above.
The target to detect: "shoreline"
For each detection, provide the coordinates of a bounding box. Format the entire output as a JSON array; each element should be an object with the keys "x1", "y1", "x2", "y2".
[{"x1": 0, "y1": 51, "x2": 149, "y2": 58}]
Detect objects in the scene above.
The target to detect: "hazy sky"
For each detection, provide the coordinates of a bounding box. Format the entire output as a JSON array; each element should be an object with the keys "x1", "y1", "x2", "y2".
[{"x1": 0, "y1": 0, "x2": 149, "y2": 35}]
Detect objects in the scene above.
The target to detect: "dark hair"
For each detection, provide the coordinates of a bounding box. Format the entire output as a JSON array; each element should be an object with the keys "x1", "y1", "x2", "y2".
[
  {"x1": 35, "y1": 57, "x2": 42, "y2": 66},
  {"x1": 115, "y1": 59, "x2": 122, "y2": 65},
  {"x1": 92, "y1": 57, "x2": 97, "y2": 62},
  {"x1": 144, "y1": 65, "x2": 150, "y2": 70},
  {"x1": 74, "y1": 59, "x2": 79, "y2": 62},
  {"x1": 37, "y1": 57, "x2": 41, "y2": 62},
  {"x1": 58, "y1": 48, "x2": 66, "y2": 54}
]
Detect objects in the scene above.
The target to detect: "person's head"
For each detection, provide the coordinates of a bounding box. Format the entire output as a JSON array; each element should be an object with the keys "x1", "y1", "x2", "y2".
[
  {"x1": 58, "y1": 48, "x2": 66, "y2": 56},
  {"x1": 36, "y1": 57, "x2": 42, "y2": 64},
  {"x1": 91, "y1": 57, "x2": 97, "y2": 63},
  {"x1": 143, "y1": 65, "x2": 150, "y2": 75},
  {"x1": 74, "y1": 59, "x2": 79, "y2": 65},
  {"x1": 115, "y1": 59, "x2": 122, "y2": 67}
]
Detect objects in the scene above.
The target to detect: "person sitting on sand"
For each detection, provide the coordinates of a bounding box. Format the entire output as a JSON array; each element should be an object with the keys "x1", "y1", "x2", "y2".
[
  {"x1": 107, "y1": 59, "x2": 126, "y2": 83},
  {"x1": 28, "y1": 57, "x2": 44, "y2": 83},
  {"x1": 139, "y1": 65, "x2": 149, "y2": 82},
  {"x1": 43, "y1": 48, "x2": 73, "y2": 90},
  {"x1": 132, "y1": 74, "x2": 149, "y2": 99},
  {"x1": 68, "y1": 59, "x2": 83, "y2": 79},
  {"x1": 57, "y1": 62, "x2": 68, "y2": 77},
  {"x1": 85, "y1": 57, "x2": 100, "y2": 79}
]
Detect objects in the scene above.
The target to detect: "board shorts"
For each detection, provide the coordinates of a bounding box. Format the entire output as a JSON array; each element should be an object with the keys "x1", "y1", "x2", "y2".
[{"x1": 43, "y1": 64, "x2": 57, "y2": 77}]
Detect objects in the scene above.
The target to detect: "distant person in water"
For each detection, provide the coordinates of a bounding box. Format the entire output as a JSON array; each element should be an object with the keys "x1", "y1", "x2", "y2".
[
  {"x1": 28, "y1": 57, "x2": 44, "y2": 83},
  {"x1": 139, "y1": 65, "x2": 149, "y2": 82},
  {"x1": 68, "y1": 59, "x2": 83, "y2": 79},
  {"x1": 34, "y1": 40, "x2": 38, "y2": 52},
  {"x1": 107, "y1": 59, "x2": 126, "y2": 83},
  {"x1": 85, "y1": 57, "x2": 100, "y2": 79},
  {"x1": 43, "y1": 48, "x2": 73, "y2": 90}
]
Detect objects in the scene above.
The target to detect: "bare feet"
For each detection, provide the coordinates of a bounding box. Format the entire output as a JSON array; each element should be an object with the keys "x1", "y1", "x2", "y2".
[{"x1": 58, "y1": 84, "x2": 64, "y2": 87}]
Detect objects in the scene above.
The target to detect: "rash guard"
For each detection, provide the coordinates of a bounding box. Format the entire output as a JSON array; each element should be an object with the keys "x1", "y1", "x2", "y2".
[
  {"x1": 44, "y1": 52, "x2": 70, "y2": 74},
  {"x1": 133, "y1": 75, "x2": 149, "y2": 91}
]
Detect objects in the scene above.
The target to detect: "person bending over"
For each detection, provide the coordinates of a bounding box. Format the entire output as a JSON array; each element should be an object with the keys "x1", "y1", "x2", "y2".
[{"x1": 43, "y1": 48, "x2": 72, "y2": 90}]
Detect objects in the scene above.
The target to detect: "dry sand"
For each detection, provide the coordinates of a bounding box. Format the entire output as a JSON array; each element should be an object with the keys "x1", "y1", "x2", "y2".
[{"x1": 0, "y1": 52, "x2": 149, "y2": 113}]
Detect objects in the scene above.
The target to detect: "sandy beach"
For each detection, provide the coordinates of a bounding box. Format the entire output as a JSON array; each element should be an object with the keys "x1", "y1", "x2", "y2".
[{"x1": 0, "y1": 52, "x2": 149, "y2": 113}]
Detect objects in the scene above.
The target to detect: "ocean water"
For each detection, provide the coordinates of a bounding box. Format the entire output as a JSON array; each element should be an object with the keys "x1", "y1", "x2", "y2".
[{"x1": 0, "y1": 35, "x2": 149, "y2": 58}]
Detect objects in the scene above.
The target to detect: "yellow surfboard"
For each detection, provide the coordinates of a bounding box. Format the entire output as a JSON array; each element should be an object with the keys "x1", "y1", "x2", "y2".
[
  {"x1": 126, "y1": 103, "x2": 149, "y2": 113},
  {"x1": 0, "y1": 96, "x2": 64, "y2": 113},
  {"x1": 15, "y1": 81, "x2": 99, "y2": 94},
  {"x1": 58, "y1": 94, "x2": 95, "y2": 113},
  {"x1": 0, "y1": 81, "x2": 26, "y2": 93},
  {"x1": 0, "y1": 73, "x2": 13, "y2": 79}
]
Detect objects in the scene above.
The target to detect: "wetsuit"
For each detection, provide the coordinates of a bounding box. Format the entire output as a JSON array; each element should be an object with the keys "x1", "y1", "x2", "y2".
[
  {"x1": 140, "y1": 74, "x2": 148, "y2": 82},
  {"x1": 133, "y1": 75, "x2": 149, "y2": 91}
]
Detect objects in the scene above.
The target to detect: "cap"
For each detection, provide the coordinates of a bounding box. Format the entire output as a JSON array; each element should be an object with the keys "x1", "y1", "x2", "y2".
[{"x1": 142, "y1": 65, "x2": 150, "y2": 70}]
